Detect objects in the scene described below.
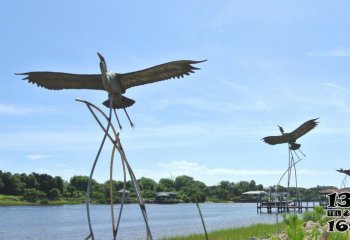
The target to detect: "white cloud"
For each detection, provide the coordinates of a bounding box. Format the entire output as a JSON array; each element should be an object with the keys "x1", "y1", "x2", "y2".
[
  {"x1": 26, "y1": 154, "x2": 51, "y2": 160},
  {"x1": 0, "y1": 129, "x2": 101, "y2": 151},
  {"x1": 307, "y1": 48, "x2": 350, "y2": 57},
  {"x1": 157, "y1": 160, "x2": 331, "y2": 176},
  {"x1": 233, "y1": 57, "x2": 278, "y2": 70},
  {"x1": 0, "y1": 103, "x2": 55, "y2": 116},
  {"x1": 148, "y1": 97, "x2": 267, "y2": 112},
  {"x1": 323, "y1": 82, "x2": 350, "y2": 93},
  {"x1": 132, "y1": 160, "x2": 334, "y2": 186}
]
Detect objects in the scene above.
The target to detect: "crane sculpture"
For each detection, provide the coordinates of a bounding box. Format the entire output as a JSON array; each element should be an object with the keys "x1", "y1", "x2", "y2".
[
  {"x1": 17, "y1": 53, "x2": 206, "y2": 128},
  {"x1": 18, "y1": 53, "x2": 206, "y2": 240},
  {"x1": 262, "y1": 118, "x2": 319, "y2": 216},
  {"x1": 262, "y1": 118, "x2": 319, "y2": 153},
  {"x1": 336, "y1": 168, "x2": 350, "y2": 188}
]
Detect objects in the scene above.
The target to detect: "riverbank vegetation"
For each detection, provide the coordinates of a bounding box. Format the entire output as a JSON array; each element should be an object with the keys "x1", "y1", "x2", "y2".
[
  {"x1": 162, "y1": 223, "x2": 283, "y2": 240},
  {"x1": 0, "y1": 170, "x2": 336, "y2": 205},
  {"x1": 163, "y1": 206, "x2": 348, "y2": 240}
]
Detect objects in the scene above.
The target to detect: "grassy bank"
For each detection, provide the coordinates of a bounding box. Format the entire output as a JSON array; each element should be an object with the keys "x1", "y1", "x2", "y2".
[
  {"x1": 0, "y1": 194, "x2": 83, "y2": 206},
  {"x1": 0, "y1": 194, "x2": 30, "y2": 206},
  {"x1": 162, "y1": 223, "x2": 281, "y2": 240}
]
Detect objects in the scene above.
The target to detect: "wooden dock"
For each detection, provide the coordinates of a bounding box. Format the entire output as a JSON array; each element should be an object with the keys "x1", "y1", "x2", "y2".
[{"x1": 257, "y1": 200, "x2": 320, "y2": 214}]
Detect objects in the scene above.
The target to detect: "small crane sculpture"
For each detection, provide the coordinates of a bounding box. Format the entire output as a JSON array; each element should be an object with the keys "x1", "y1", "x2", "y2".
[{"x1": 262, "y1": 118, "x2": 319, "y2": 214}]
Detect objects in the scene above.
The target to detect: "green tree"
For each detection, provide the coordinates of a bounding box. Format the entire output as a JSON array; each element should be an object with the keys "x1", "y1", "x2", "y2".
[
  {"x1": 249, "y1": 180, "x2": 256, "y2": 190},
  {"x1": 0, "y1": 172, "x2": 4, "y2": 192},
  {"x1": 70, "y1": 175, "x2": 98, "y2": 191},
  {"x1": 175, "y1": 175, "x2": 194, "y2": 191},
  {"x1": 103, "y1": 180, "x2": 124, "y2": 201},
  {"x1": 159, "y1": 178, "x2": 175, "y2": 191},
  {"x1": 139, "y1": 177, "x2": 157, "y2": 192},
  {"x1": 54, "y1": 176, "x2": 64, "y2": 193},
  {"x1": 1, "y1": 172, "x2": 25, "y2": 195},
  {"x1": 23, "y1": 188, "x2": 46, "y2": 202},
  {"x1": 47, "y1": 188, "x2": 61, "y2": 200},
  {"x1": 25, "y1": 174, "x2": 39, "y2": 189},
  {"x1": 235, "y1": 181, "x2": 250, "y2": 194}
]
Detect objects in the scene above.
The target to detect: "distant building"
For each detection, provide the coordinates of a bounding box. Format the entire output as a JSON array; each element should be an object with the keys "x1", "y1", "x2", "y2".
[
  {"x1": 155, "y1": 192, "x2": 179, "y2": 204},
  {"x1": 318, "y1": 188, "x2": 350, "y2": 207},
  {"x1": 118, "y1": 189, "x2": 130, "y2": 202}
]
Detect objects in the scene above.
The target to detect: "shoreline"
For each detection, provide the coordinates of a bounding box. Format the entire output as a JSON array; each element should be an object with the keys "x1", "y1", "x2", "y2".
[
  {"x1": 0, "y1": 200, "x2": 241, "y2": 206},
  {"x1": 161, "y1": 222, "x2": 281, "y2": 240}
]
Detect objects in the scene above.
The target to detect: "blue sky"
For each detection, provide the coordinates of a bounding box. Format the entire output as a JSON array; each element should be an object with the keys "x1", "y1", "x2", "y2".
[{"x1": 1, "y1": 1, "x2": 350, "y2": 188}]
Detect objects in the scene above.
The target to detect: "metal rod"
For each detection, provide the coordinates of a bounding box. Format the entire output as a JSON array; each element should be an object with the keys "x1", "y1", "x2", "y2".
[
  {"x1": 123, "y1": 108, "x2": 135, "y2": 128},
  {"x1": 297, "y1": 148, "x2": 306, "y2": 157},
  {"x1": 110, "y1": 144, "x2": 117, "y2": 238},
  {"x1": 287, "y1": 147, "x2": 291, "y2": 189},
  {"x1": 277, "y1": 158, "x2": 302, "y2": 188},
  {"x1": 113, "y1": 109, "x2": 123, "y2": 130},
  {"x1": 76, "y1": 99, "x2": 118, "y2": 141},
  {"x1": 109, "y1": 133, "x2": 127, "y2": 240},
  {"x1": 77, "y1": 98, "x2": 152, "y2": 240},
  {"x1": 115, "y1": 139, "x2": 153, "y2": 240},
  {"x1": 291, "y1": 151, "x2": 300, "y2": 203},
  {"x1": 114, "y1": 151, "x2": 127, "y2": 239},
  {"x1": 84, "y1": 96, "x2": 113, "y2": 240}
]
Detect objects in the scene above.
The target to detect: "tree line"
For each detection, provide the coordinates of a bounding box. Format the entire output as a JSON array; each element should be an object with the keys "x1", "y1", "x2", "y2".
[{"x1": 0, "y1": 170, "x2": 334, "y2": 204}]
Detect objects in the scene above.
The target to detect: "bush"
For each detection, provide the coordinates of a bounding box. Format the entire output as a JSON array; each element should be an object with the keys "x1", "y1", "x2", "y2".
[
  {"x1": 47, "y1": 188, "x2": 61, "y2": 200},
  {"x1": 302, "y1": 206, "x2": 327, "y2": 225},
  {"x1": 39, "y1": 199, "x2": 49, "y2": 204},
  {"x1": 328, "y1": 231, "x2": 348, "y2": 240},
  {"x1": 23, "y1": 188, "x2": 46, "y2": 203},
  {"x1": 284, "y1": 214, "x2": 305, "y2": 240}
]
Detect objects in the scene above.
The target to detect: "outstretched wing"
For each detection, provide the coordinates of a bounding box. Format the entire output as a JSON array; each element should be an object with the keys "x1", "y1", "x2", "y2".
[
  {"x1": 290, "y1": 118, "x2": 319, "y2": 140},
  {"x1": 17, "y1": 72, "x2": 104, "y2": 90},
  {"x1": 262, "y1": 135, "x2": 290, "y2": 145},
  {"x1": 337, "y1": 169, "x2": 350, "y2": 176},
  {"x1": 119, "y1": 60, "x2": 206, "y2": 90}
]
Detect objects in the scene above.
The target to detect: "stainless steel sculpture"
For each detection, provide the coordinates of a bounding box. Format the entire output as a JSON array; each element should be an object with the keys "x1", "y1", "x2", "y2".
[
  {"x1": 262, "y1": 118, "x2": 319, "y2": 151},
  {"x1": 18, "y1": 53, "x2": 206, "y2": 240},
  {"x1": 262, "y1": 118, "x2": 319, "y2": 233},
  {"x1": 262, "y1": 118, "x2": 319, "y2": 188},
  {"x1": 17, "y1": 53, "x2": 206, "y2": 127},
  {"x1": 263, "y1": 119, "x2": 319, "y2": 208},
  {"x1": 76, "y1": 98, "x2": 152, "y2": 240}
]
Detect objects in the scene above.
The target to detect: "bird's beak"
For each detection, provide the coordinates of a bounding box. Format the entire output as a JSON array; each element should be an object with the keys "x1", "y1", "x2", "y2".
[{"x1": 97, "y1": 52, "x2": 106, "y2": 64}]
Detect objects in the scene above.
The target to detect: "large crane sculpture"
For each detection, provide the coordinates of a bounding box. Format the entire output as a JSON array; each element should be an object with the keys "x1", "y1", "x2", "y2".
[
  {"x1": 18, "y1": 53, "x2": 206, "y2": 240},
  {"x1": 17, "y1": 53, "x2": 206, "y2": 128}
]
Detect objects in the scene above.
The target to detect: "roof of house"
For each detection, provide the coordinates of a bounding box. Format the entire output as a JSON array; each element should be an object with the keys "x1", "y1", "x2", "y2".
[
  {"x1": 319, "y1": 188, "x2": 350, "y2": 195},
  {"x1": 242, "y1": 191, "x2": 268, "y2": 195},
  {"x1": 156, "y1": 192, "x2": 178, "y2": 197},
  {"x1": 118, "y1": 189, "x2": 130, "y2": 193}
]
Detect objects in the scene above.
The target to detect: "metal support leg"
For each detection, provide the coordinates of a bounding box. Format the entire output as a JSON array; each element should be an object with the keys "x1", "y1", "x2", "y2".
[
  {"x1": 123, "y1": 108, "x2": 135, "y2": 128},
  {"x1": 84, "y1": 96, "x2": 113, "y2": 240},
  {"x1": 113, "y1": 109, "x2": 123, "y2": 130},
  {"x1": 76, "y1": 98, "x2": 152, "y2": 240}
]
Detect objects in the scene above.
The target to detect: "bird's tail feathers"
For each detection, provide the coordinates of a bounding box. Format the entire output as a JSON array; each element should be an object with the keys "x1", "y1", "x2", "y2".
[
  {"x1": 289, "y1": 143, "x2": 301, "y2": 150},
  {"x1": 103, "y1": 96, "x2": 135, "y2": 109}
]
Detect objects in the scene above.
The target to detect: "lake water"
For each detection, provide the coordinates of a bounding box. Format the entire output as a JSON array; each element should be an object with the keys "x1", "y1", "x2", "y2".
[{"x1": 0, "y1": 203, "x2": 279, "y2": 240}]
